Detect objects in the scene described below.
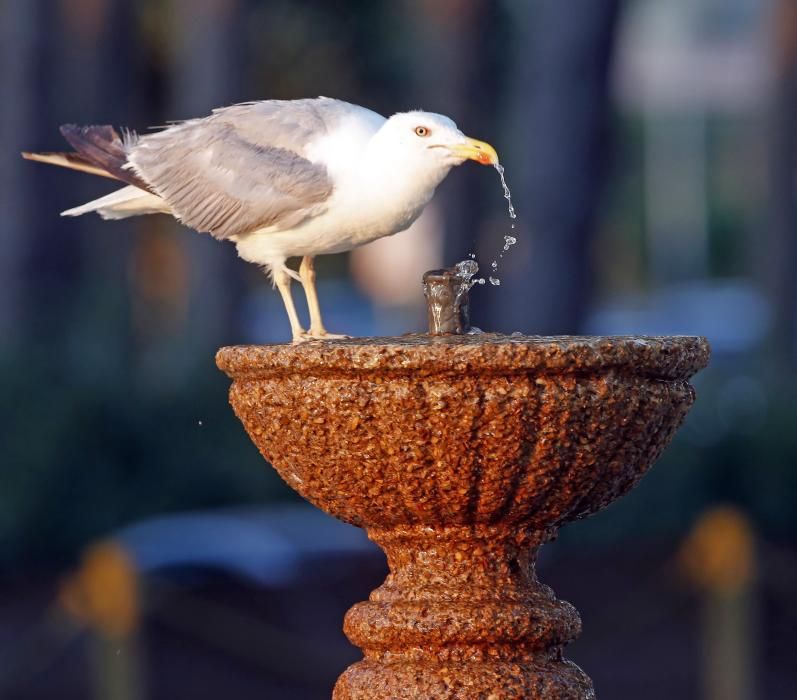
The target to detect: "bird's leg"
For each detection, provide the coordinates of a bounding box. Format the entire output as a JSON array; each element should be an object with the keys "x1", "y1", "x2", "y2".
[
  {"x1": 273, "y1": 265, "x2": 306, "y2": 342},
  {"x1": 299, "y1": 256, "x2": 325, "y2": 335},
  {"x1": 299, "y1": 256, "x2": 347, "y2": 339}
]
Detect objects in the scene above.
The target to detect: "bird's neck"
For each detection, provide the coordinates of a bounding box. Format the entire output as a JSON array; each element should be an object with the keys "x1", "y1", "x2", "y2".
[{"x1": 356, "y1": 141, "x2": 451, "y2": 211}]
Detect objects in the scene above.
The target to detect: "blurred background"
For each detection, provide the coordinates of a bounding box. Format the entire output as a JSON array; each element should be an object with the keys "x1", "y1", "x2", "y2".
[{"x1": 1, "y1": 0, "x2": 796, "y2": 698}]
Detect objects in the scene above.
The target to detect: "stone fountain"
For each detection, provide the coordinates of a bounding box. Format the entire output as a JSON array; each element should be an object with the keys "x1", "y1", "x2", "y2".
[{"x1": 216, "y1": 266, "x2": 709, "y2": 699}]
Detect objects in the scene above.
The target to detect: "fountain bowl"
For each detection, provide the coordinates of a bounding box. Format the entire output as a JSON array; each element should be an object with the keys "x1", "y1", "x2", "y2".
[{"x1": 217, "y1": 333, "x2": 709, "y2": 699}]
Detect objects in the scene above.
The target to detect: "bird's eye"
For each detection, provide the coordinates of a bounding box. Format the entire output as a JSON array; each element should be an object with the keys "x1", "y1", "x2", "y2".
[{"x1": 414, "y1": 126, "x2": 431, "y2": 137}]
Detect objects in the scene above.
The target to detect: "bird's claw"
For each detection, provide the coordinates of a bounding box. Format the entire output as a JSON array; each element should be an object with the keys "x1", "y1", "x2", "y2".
[{"x1": 292, "y1": 330, "x2": 350, "y2": 343}]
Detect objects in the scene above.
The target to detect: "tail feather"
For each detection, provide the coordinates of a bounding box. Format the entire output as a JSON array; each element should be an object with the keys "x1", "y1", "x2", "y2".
[
  {"x1": 23, "y1": 123, "x2": 167, "y2": 221},
  {"x1": 21, "y1": 151, "x2": 118, "y2": 180}
]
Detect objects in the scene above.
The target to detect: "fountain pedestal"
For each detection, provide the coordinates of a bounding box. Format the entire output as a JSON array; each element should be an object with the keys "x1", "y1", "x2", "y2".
[
  {"x1": 339, "y1": 525, "x2": 591, "y2": 699},
  {"x1": 217, "y1": 334, "x2": 709, "y2": 699}
]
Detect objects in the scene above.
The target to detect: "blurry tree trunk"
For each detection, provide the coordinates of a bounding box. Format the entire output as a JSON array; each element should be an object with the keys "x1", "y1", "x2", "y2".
[
  {"x1": 0, "y1": 0, "x2": 37, "y2": 343},
  {"x1": 14, "y1": 0, "x2": 102, "y2": 338},
  {"x1": 56, "y1": 0, "x2": 140, "y2": 309},
  {"x1": 768, "y1": 0, "x2": 797, "y2": 364},
  {"x1": 13, "y1": 0, "x2": 139, "y2": 343},
  {"x1": 493, "y1": 0, "x2": 621, "y2": 334},
  {"x1": 169, "y1": 0, "x2": 246, "y2": 350}
]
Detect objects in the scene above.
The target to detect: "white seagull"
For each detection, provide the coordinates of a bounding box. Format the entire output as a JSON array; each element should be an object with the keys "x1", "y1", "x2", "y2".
[{"x1": 23, "y1": 97, "x2": 498, "y2": 341}]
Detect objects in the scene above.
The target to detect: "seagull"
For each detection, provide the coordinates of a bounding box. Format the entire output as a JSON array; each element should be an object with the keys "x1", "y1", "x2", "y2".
[{"x1": 23, "y1": 97, "x2": 498, "y2": 341}]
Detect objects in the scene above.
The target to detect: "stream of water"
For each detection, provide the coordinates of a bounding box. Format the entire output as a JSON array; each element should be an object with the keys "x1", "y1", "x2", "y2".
[
  {"x1": 495, "y1": 163, "x2": 517, "y2": 221},
  {"x1": 454, "y1": 162, "x2": 518, "y2": 292},
  {"x1": 487, "y1": 164, "x2": 518, "y2": 286}
]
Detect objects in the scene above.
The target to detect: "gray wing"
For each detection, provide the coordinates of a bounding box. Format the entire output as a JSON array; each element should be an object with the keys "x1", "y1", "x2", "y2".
[{"x1": 126, "y1": 98, "x2": 358, "y2": 239}]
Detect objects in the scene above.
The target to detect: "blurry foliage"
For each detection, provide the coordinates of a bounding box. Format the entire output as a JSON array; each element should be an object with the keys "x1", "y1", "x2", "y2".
[
  {"x1": 599, "y1": 112, "x2": 762, "y2": 294},
  {"x1": 707, "y1": 115, "x2": 761, "y2": 278},
  {"x1": 598, "y1": 115, "x2": 648, "y2": 296},
  {"x1": 246, "y1": 0, "x2": 413, "y2": 109},
  {"x1": 0, "y1": 291, "x2": 292, "y2": 570}
]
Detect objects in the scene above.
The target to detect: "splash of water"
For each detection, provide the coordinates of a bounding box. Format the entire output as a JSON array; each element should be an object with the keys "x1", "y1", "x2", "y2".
[
  {"x1": 460, "y1": 166, "x2": 518, "y2": 289},
  {"x1": 454, "y1": 259, "x2": 485, "y2": 290},
  {"x1": 455, "y1": 259, "x2": 478, "y2": 278}
]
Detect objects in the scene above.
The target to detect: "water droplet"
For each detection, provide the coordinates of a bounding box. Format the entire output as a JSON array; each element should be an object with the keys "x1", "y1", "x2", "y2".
[
  {"x1": 489, "y1": 277, "x2": 501, "y2": 286},
  {"x1": 197, "y1": 420, "x2": 203, "y2": 426},
  {"x1": 503, "y1": 235, "x2": 517, "y2": 252},
  {"x1": 491, "y1": 260, "x2": 498, "y2": 270}
]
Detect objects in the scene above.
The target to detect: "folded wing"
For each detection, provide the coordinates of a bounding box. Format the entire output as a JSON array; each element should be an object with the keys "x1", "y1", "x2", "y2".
[{"x1": 126, "y1": 99, "x2": 352, "y2": 239}]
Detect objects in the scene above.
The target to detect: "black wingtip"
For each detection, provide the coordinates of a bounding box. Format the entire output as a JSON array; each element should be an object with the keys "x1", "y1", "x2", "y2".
[
  {"x1": 60, "y1": 124, "x2": 120, "y2": 146},
  {"x1": 56, "y1": 123, "x2": 152, "y2": 193},
  {"x1": 59, "y1": 124, "x2": 80, "y2": 139}
]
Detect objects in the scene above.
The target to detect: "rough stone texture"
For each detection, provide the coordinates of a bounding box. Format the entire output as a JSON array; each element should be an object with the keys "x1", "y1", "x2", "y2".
[{"x1": 216, "y1": 334, "x2": 709, "y2": 699}]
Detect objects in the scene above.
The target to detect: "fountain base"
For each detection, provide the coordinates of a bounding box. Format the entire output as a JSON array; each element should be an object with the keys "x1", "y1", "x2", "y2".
[
  {"x1": 216, "y1": 334, "x2": 709, "y2": 700},
  {"x1": 334, "y1": 525, "x2": 594, "y2": 700}
]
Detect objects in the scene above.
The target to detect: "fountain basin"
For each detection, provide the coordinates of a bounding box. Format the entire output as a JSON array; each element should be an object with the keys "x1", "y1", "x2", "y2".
[{"x1": 217, "y1": 334, "x2": 709, "y2": 699}]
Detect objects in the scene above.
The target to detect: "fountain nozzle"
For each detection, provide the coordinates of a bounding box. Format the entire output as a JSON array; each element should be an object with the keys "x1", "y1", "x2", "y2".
[{"x1": 423, "y1": 267, "x2": 471, "y2": 335}]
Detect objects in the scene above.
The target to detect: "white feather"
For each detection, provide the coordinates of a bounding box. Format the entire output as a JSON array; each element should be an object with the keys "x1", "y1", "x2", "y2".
[{"x1": 61, "y1": 186, "x2": 170, "y2": 219}]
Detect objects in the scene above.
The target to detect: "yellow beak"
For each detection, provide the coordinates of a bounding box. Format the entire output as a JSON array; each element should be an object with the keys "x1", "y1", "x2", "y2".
[{"x1": 448, "y1": 137, "x2": 499, "y2": 166}]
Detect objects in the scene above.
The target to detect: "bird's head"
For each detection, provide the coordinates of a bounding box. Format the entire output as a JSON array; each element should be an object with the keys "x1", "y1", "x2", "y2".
[{"x1": 375, "y1": 111, "x2": 499, "y2": 172}]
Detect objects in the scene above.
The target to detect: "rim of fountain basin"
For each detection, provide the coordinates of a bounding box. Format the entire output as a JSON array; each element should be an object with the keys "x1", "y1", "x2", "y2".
[{"x1": 216, "y1": 334, "x2": 710, "y2": 382}]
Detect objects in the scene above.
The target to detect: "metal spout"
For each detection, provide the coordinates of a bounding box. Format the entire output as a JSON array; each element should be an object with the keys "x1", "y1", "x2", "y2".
[{"x1": 423, "y1": 268, "x2": 471, "y2": 335}]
